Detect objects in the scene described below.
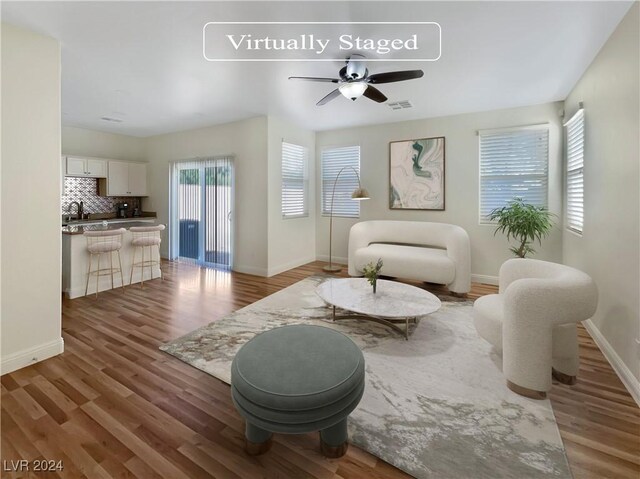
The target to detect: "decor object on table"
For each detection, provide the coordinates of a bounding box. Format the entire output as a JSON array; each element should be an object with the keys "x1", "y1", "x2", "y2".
[
  {"x1": 362, "y1": 258, "x2": 383, "y2": 293},
  {"x1": 316, "y1": 278, "x2": 441, "y2": 340},
  {"x1": 289, "y1": 54, "x2": 424, "y2": 106},
  {"x1": 324, "y1": 167, "x2": 370, "y2": 273},
  {"x1": 230, "y1": 324, "x2": 365, "y2": 458},
  {"x1": 473, "y1": 258, "x2": 597, "y2": 399},
  {"x1": 348, "y1": 220, "x2": 471, "y2": 294},
  {"x1": 160, "y1": 276, "x2": 571, "y2": 479},
  {"x1": 390, "y1": 137, "x2": 445, "y2": 210},
  {"x1": 488, "y1": 197, "x2": 555, "y2": 258}
]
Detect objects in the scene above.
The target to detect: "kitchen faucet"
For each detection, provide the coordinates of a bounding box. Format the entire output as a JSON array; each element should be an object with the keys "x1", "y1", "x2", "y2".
[{"x1": 68, "y1": 201, "x2": 84, "y2": 220}]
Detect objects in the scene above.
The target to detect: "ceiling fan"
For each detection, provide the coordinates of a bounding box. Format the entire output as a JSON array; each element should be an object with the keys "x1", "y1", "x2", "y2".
[{"x1": 289, "y1": 54, "x2": 424, "y2": 106}]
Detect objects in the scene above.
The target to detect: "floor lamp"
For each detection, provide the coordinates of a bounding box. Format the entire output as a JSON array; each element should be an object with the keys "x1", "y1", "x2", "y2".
[{"x1": 323, "y1": 166, "x2": 370, "y2": 273}]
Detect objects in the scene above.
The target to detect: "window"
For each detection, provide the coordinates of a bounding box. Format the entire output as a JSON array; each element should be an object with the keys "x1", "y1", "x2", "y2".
[
  {"x1": 479, "y1": 126, "x2": 549, "y2": 223},
  {"x1": 281, "y1": 142, "x2": 308, "y2": 218},
  {"x1": 321, "y1": 146, "x2": 361, "y2": 218},
  {"x1": 565, "y1": 109, "x2": 584, "y2": 234}
]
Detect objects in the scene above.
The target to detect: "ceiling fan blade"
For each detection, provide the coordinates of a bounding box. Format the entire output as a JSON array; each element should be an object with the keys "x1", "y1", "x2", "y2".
[
  {"x1": 316, "y1": 89, "x2": 342, "y2": 106},
  {"x1": 289, "y1": 76, "x2": 340, "y2": 83},
  {"x1": 363, "y1": 85, "x2": 387, "y2": 103},
  {"x1": 366, "y1": 70, "x2": 424, "y2": 84}
]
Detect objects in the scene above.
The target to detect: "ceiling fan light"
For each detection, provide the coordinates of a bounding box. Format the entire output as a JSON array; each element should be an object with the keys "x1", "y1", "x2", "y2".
[{"x1": 339, "y1": 82, "x2": 368, "y2": 101}]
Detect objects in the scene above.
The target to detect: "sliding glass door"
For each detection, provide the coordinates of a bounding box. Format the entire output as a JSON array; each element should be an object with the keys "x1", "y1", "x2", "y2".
[{"x1": 171, "y1": 157, "x2": 233, "y2": 269}]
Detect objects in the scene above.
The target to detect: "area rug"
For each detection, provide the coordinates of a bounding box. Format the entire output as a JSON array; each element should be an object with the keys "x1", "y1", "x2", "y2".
[{"x1": 160, "y1": 276, "x2": 572, "y2": 479}]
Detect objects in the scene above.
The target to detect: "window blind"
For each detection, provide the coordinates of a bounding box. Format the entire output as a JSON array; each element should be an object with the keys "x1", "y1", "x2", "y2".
[
  {"x1": 281, "y1": 142, "x2": 308, "y2": 219},
  {"x1": 479, "y1": 127, "x2": 549, "y2": 223},
  {"x1": 565, "y1": 109, "x2": 584, "y2": 234},
  {"x1": 321, "y1": 146, "x2": 361, "y2": 218},
  {"x1": 171, "y1": 156, "x2": 233, "y2": 269}
]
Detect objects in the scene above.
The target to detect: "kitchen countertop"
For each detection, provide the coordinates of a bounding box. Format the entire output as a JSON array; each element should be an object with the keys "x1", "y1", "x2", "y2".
[
  {"x1": 62, "y1": 220, "x2": 158, "y2": 235},
  {"x1": 62, "y1": 215, "x2": 156, "y2": 226}
]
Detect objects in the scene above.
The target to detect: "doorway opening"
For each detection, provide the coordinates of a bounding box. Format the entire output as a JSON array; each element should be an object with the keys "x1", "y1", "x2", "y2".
[{"x1": 170, "y1": 157, "x2": 233, "y2": 270}]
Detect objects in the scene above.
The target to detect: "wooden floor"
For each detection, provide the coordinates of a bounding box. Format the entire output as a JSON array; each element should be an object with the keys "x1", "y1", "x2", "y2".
[{"x1": 1, "y1": 261, "x2": 638, "y2": 478}]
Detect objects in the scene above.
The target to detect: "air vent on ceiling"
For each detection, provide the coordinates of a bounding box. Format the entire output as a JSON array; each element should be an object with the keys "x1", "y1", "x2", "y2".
[
  {"x1": 387, "y1": 100, "x2": 413, "y2": 110},
  {"x1": 100, "y1": 116, "x2": 123, "y2": 123}
]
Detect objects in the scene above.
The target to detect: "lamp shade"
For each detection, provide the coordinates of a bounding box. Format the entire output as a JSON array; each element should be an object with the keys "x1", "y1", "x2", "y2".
[
  {"x1": 323, "y1": 166, "x2": 370, "y2": 273},
  {"x1": 351, "y1": 187, "x2": 370, "y2": 200},
  {"x1": 339, "y1": 82, "x2": 368, "y2": 101}
]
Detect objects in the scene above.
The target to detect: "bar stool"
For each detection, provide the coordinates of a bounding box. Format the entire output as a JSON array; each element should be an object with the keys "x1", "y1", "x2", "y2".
[
  {"x1": 129, "y1": 224, "x2": 166, "y2": 288},
  {"x1": 84, "y1": 228, "x2": 126, "y2": 298}
]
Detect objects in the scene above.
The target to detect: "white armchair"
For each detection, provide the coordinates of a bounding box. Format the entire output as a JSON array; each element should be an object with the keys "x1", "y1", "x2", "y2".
[{"x1": 473, "y1": 258, "x2": 598, "y2": 399}]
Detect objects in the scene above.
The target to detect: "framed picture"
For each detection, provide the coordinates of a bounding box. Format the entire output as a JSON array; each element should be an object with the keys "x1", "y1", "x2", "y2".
[{"x1": 389, "y1": 136, "x2": 445, "y2": 210}]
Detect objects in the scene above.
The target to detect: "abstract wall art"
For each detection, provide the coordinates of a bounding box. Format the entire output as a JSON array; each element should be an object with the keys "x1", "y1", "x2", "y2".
[{"x1": 389, "y1": 136, "x2": 445, "y2": 210}]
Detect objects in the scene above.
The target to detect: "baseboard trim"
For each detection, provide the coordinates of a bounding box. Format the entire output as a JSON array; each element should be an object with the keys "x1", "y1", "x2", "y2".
[
  {"x1": 471, "y1": 274, "x2": 499, "y2": 286},
  {"x1": 314, "y1": 258, "x2": 499, "y2": 285},
  {"x1": 233, "y1": 265, "x2": 269, "y2": 277},
  {"x1": 315, "y1": 255, "x2": 348, "y2": 265},
  {"x1": 583, "y1": 319, "x2": 640, "y2": 407},
  {"x1": 267, "y1": 256, "x2": 316, "y2": 277},
  {"x1": 65, "y1": 267, "x2": 163, "y2": 299},
  {"x1": 1, "y1": 337, "x2": 64, "y2": 375}
]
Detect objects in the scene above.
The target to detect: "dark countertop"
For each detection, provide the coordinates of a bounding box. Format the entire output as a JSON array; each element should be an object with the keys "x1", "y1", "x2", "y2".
[
  {"x1": 62, "y1": 220, "x2": 158, "y2": 235},
  {"x1": 62, "y1": 214, "x2": 156, "y2": 226}
]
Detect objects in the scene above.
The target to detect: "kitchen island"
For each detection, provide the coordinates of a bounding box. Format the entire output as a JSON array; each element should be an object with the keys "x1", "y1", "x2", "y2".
[{"x1": 62, "y1": 218, "x2": 162, "y2": 298}]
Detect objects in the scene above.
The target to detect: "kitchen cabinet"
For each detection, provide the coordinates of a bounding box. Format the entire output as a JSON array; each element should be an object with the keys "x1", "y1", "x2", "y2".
[
  {"x1": 64, "y1": 156, "x2": 107, "y2": 178},
  {"x1": 99, "y1": 161, "x2": 148, "y2": 196},
  {"x1": 62, "y1": 219, "x2": 158, "y2": 298},
  {"x1": 128, "y1": 162, "x2": 147, "y2": 196},
  {"x1": 107, "y1": 161, "x2": 129, "y2": 195}
]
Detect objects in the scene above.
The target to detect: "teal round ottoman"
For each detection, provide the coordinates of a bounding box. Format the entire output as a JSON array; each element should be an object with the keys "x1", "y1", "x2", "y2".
[{"x1": 231, "y1": 324, "x2": 365, "y2": 458}]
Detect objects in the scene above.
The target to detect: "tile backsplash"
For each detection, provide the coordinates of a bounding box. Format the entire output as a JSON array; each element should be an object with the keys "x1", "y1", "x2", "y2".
[{"x1": 61, "y1": 177, "x2": 140, "y2": 216}]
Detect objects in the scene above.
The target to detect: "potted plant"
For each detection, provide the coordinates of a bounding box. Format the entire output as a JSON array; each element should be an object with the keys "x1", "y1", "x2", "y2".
[
  {"x1": 362, "y1": 258, "x2": 384, "y2": 294},
  {"x1": 488, "y1": 198, "x2": 555, "y2": 258}
]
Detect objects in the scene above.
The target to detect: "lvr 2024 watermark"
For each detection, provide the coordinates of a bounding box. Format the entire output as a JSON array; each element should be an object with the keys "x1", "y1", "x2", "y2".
[{"x1": 2, "y1": 459, "x2": 64, "y2": 472}]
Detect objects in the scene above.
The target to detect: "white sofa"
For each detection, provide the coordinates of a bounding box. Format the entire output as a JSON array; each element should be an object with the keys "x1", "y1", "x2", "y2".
[
  {"x1": 473, "y1": 258, "x2": 598, "y2": 399},
  {"x1": 348, "y1": 220, "x2": 471, "y2": 294}
]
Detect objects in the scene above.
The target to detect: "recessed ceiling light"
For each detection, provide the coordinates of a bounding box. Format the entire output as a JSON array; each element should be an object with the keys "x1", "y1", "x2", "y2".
[
  {"x1": 387, "y1": 100, "x2": 413, "y2": 110},
  {"x1": 100, "y1": 116, "x2": 123, "y2": 123}
]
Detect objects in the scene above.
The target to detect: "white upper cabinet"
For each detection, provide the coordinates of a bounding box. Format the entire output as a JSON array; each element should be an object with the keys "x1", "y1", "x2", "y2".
[
  {"x1": 107, "y1": 161, "x2": 130, "y2": 196},
  {"x1": 64, "y1": 156, "x2": 107, "y2": 178},
  {"x1": 100, "y1": 161, "x2": 148, "y2": 196},
  {"x1": 127, "y1": 162, "x2": 147, "y2": 196},
  {"x1": 86, "y1": 158, "x2": 107, "y2": 177},
  {"x1": 66, "y1": 157, "x2": 86, "y2": 176}
]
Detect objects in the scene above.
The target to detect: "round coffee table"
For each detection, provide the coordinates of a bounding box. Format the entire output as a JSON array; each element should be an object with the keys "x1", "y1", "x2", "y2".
[{"x1": 316, "y1": 278, "x2": 442, "y2": 340}]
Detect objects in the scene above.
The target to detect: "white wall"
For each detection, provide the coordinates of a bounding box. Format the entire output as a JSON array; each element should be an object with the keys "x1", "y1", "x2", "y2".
[
  {"x1": 563, "y1": 4, "x2": 640, "y2": 393},
  {"x1": 144, "y1": 117, "x2": 269, "y2": 274},
  {"x1": 62, "y1": 126, "x2": 146, "y2": 161},
  {"x1": 1, "y1": 23, "x2": 63, "y2": 373},
  {"x1": 266, "y1": 116, "x2": 316, "y2": 276},
  {"x1": 315, "y1": 102, "x2": 564, "y2": 280}
]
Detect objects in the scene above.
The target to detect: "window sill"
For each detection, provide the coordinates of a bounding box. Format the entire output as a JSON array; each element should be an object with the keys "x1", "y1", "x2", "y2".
[
  {"x1": 478, "y1": 220, "x2": 497, "y2": 226},
  {"x1": 566, "y1": 227, "x2": 583, "y2": 238},
  {"x1": 321, "y1": 214, "x2": 359, "y2": 219}
]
